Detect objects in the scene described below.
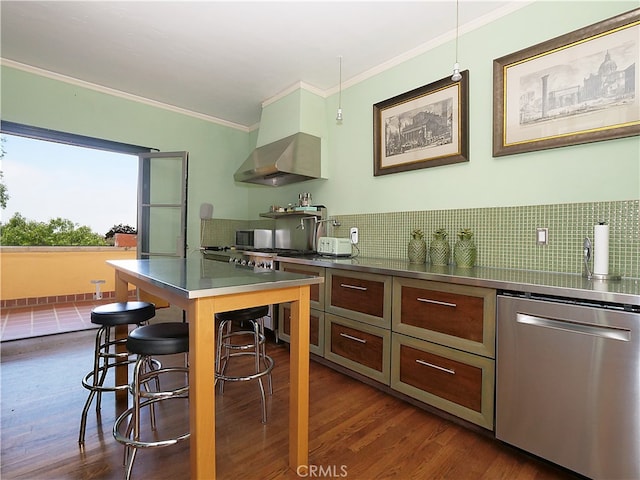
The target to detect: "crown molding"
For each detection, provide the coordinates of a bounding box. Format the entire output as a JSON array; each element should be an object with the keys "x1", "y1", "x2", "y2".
[
  {"x1": 261, "y1": 81, "x2": 326, "y2": 108},
  {"x1": 0, "y1": 58, "x2": 250, "y2": 132}
]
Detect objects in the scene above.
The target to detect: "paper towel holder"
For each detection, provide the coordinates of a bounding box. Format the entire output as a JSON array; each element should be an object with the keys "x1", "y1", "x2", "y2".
[{"x1": 582, "y1": 236, "x2": 621, "y2": 281}]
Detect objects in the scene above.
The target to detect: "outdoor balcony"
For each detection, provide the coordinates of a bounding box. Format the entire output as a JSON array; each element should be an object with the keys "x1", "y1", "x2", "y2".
[{"x1": 0, "y1": 246, "x2": 137, "y2": 341}]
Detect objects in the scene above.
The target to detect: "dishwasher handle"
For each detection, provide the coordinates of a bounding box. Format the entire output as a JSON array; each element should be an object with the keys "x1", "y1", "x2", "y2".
[{"x1": 516, "y1": 313, "x2": 630, "y2": 341}]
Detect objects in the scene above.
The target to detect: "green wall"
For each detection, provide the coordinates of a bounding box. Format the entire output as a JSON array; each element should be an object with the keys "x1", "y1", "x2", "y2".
[
  {"x1": 245, "y1": 0, "x2": 639, "y2": 217},
  {"x1": 0, "y1": 65, "x2": 253, "y2": 256},
  {"x1": 2, "y1": 0, "x2": 638, "y2": 257}
]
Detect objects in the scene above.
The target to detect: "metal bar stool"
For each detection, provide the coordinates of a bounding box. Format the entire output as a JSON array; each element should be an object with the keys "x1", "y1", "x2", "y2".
[
  {"x1": 215, "y1": 305, "x2": 275, "y2": 423},
  {"x1": 79, "y1": 301, "x2": 157, "y2": 445},
  {"x1": 113, "y1": 322, "x2": 190, "y2": 480}
]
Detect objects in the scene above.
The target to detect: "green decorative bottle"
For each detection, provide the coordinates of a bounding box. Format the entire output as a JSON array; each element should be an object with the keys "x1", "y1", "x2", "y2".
[
  {"x1": 454, "y1": 228, "x2": 477, "y2": 268},
  {"x1": 408, "y1": 228, "x2": 427, "y2": 264},
  {"x1": 429, "y1": 228, "x2": 450, "y2": 266}
]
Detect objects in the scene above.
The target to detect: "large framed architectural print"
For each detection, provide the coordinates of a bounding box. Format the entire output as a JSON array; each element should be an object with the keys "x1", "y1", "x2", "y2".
[
  {"x1": 373, "y1": 71, "x2": 469, "y2": 176},
  {"x1": 493, "y1": 8, "x2": 640, "y2": 157}
]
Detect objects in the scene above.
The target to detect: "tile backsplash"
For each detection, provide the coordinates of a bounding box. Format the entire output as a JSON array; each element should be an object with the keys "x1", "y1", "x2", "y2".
[
  {"x1": 200, "y1": 218, "x2": 273, "y2": 248},
  {"x1": 200, "y1": 218, "x2": 247, "y2": 248},
  {"x1": 202, "y1": 200, "x2": 639, "y2": 278}
]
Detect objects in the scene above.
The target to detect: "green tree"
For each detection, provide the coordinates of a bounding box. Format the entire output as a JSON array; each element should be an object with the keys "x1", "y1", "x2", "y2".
[
  {"x1": 0, "y1": 171, "x2": 8, "y2": 209},
  {"x1": 105, "y1": 223, "x2": 137, "y2": 240},
  {"x1": 0, "y1": 137, "x2": 8, "y2": 209},
  {"x1": 0, "y1": 213, "x2": 108, "y2": 246}
]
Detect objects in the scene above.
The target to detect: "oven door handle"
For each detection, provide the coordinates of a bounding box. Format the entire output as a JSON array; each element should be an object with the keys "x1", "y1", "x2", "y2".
[{"x1": 516, "y1": 313, "x2": 630, "y2": 341}]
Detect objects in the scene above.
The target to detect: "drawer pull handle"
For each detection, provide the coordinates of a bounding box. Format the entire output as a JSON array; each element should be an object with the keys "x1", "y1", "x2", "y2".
[
  {"x1": 415, "y1": 359, "x2": 455, "y2": 375},
  {"x1": 417, "y1": 297, "x2": 456, "y2": 308},
  {"x1": 340, "y1": 332, "x2": 367, "y2": 344},
  {"x1": 340, "y1": 283, "x2": 368, "y2": 291}
]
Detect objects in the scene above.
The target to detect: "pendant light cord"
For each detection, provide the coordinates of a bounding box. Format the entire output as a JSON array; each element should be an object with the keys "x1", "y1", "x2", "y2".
[
  {"x1": 338, "y1": 55, "x2": 342, "y2": 109},
  {"x1": 455, "y1": 0, "x2": 459, "y2": 64},
  {"x1": 451, "y1": 0, "x2": 462, "y2": 82},
  {"x1": 336, "y1": 55, "x2": 343, "y2": 122}
]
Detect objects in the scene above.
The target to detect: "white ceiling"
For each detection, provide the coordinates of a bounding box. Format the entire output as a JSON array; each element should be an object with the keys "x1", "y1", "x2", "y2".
[{"x1": 1, "y1": 1, "x2": 523, "y2": 129}]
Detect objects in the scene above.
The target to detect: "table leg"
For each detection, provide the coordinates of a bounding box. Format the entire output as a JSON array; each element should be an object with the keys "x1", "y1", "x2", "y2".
[
  {"x1": 289, "y1": 286, "x2": 310, "y2": 472},
  {"x1": 114, "y1": 271, "x2": 129, "y2": 407},
  {"x1": 188, "y1": 299, "x2": 216, "y2": 479}
]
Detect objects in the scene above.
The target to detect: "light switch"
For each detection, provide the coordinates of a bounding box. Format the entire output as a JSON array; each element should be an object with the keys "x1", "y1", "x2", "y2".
[{"x1": 536, "y1": 227, "x2": 548, "y2": 245}]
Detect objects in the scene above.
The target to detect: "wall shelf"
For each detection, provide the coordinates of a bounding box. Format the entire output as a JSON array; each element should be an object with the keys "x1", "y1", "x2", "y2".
[{"x1": 259, "y1": 206, "x2": 325, "y2": 219}]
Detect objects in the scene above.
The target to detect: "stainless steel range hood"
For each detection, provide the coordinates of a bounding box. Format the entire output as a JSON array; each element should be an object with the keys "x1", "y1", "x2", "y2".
[{"x1": 234, "y1": 132, "x2": 321, "y2": 186}]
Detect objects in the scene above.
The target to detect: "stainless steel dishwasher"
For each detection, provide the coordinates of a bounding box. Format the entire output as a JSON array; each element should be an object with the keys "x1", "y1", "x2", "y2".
[{"x1": 496, "y1": 291, "x2": 640, "y2": 480}]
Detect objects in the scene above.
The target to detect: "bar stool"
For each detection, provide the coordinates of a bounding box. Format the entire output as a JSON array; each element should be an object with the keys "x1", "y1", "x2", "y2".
[
  {"x1": 79, "y1": 301, "x2": 157, "y2": 445},
  {"x1": 215, "y1": 305, "x2": 274, "y2": 423},
  {"x1": 113, "y1": 322, "x2": 190, "y2": 480}
]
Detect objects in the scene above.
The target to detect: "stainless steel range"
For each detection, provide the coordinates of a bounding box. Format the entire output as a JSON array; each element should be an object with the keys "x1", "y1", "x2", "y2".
[
  {"x1": 201, "y1": 247, "x2": 311, "y2": 269},
  {"x1": 201, "y1": 246, "x2": 316, "y2": 333},
  {"x1": 201, "y1": 245, "x2": 323, "y2": 336},
  {"x1": 200, "y1": 205, "x2": 337, "y2": 334},
  {"x1": 200, "y1": 247, "x2": 277, "y2": 331}
]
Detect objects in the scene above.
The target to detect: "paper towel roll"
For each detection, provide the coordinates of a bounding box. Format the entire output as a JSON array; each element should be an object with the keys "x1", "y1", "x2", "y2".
[{"x1": 593, "y1": 223, "x2": 609, "y2": 275}]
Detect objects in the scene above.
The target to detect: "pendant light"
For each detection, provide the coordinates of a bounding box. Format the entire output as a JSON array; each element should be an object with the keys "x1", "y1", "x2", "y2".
[
  {"x1": 451, "y1": 0, "x2": 462, "y2": 82},
  {"x1": 336, "y1": 55, "x2": 344, "y2": 123}
]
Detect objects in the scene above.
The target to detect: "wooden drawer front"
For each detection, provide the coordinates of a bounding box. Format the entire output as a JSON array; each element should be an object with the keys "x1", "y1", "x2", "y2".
[
  {"x1": 400, "y1": 344, "x2": 481, "y2": 412},
  {"x1": 278, "y1": 304, "x2": 324, "y2": 356},
  {"x1": 331, "y1": 275, "x2": 383, "y2": 317},
  {"x1": 326, "y1": 269, "x2": 391, "y2": 328},
  {"x1": 324, "y1": 314, "x2": 390, "y2": 384},
  {"x1": 331, "y1": 323, "x2": 382, "y2": 371},
  {"x1": 279, "y1": 263, "x2": 324, "y2": 309},
  {"x1": 392, "y1": 278, "x2": 496, "y2": 358},
  {"x1": 401, "y1": 286, "x2": 483, "y2": 341},
  {"x1": 391, "y1": 334, "x2": 494, "y2": 429}
]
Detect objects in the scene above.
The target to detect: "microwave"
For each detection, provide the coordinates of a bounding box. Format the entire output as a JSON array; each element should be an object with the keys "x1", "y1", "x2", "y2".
[{"x1": 235, "y1": 229, "x2": 273, "y2": 249}]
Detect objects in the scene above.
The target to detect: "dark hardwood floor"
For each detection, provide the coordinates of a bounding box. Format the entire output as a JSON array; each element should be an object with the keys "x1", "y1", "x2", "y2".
[{"x1": 1, "y1": 318, "x2": 581, "y2": 480}]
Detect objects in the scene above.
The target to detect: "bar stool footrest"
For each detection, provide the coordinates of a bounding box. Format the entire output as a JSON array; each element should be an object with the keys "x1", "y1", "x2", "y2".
[
  {"x1": 220, "y1": 330, "x2": 267, "y2": 351},
  {"x1": 113, "y1": 396, "x2": 190, "y2": 450},
  {"x1": 216, "y1": 352, "x2": 274, "y2": 383},
  {"x1": 81, "y1": 357, "x2": 162, "y2": 393}
]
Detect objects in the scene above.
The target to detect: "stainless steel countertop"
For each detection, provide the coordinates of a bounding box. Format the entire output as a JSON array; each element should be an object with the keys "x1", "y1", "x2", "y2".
[
  {"x1": 276, "y1": 255, "x2": 640, "y2": 306},
  {"x1": 108, "y1": 258, "x2": 323, "y2": 299}
]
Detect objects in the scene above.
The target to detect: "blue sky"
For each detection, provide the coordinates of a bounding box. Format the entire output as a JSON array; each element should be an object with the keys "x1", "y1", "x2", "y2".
[{"x1": 1, "y1": 134, "x2": 137, "y2": 236}]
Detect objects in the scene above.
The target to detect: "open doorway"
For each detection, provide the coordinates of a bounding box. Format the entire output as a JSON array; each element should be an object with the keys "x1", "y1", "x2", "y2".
[{"x1": 0, "y1": 122, "x2": 152, "y2": 340}]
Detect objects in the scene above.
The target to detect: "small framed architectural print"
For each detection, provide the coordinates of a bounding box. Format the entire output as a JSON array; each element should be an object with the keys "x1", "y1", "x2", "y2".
[{"x1": 374, "y1": 71, "x2": 469, "y2": 176}]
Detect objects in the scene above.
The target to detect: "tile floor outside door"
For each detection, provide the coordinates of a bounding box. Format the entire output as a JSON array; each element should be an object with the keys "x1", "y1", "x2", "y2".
[{"x1": 0, "y1": 301, "x2": 108, "y2": 342}]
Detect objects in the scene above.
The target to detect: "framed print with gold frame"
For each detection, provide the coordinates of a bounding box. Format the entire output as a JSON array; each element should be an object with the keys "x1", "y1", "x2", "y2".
[{"x1": 493, "y1": 8, "x2": 640, "y2": 157}]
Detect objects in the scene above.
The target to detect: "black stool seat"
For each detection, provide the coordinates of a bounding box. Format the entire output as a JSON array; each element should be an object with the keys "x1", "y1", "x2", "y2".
[
  {"x1": 215, "y1": 305, "x2": 269, "y2": 323},
  {"x1": 79, "y1": 301, "x2": 157, "y2": 445},
  {"x1": 127, "y1": 323, "x2": 189, "y2": 356},
  {"x1": 114, "y1": 322, "x2": 190, "y2": 479},
  {"x1": 91, "y1": 301, "x2": 155, "y2": 326}
]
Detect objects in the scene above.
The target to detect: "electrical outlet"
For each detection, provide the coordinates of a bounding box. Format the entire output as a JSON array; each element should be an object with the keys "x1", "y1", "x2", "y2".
[
  {"x1": 350, "y1": 227, "x2": 359, "y2": 245},
  {"x1": 536, "y1": 227, "x2": 548, "y2": 245}
]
